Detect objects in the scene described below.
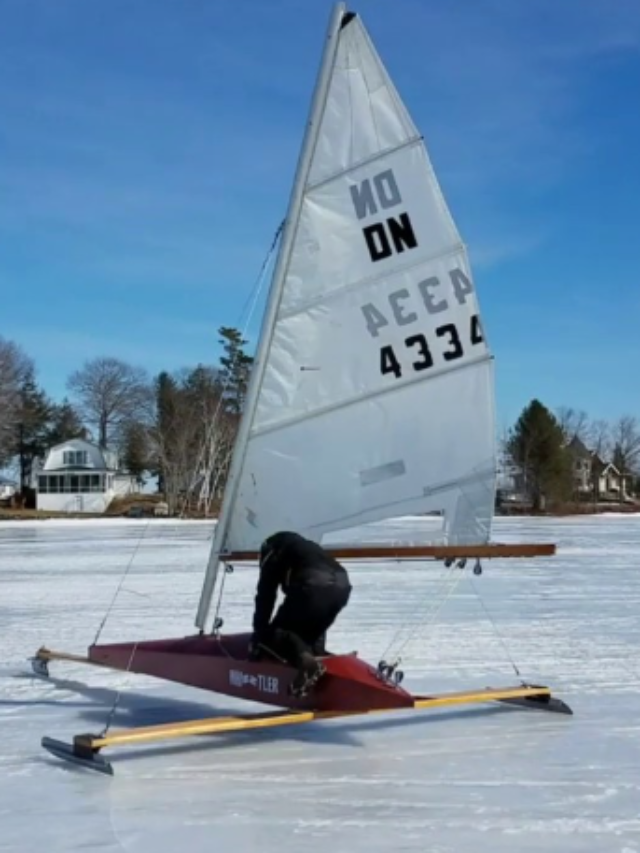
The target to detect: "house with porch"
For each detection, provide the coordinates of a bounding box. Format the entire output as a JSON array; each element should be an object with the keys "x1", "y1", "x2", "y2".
[
  {"x1": 36, "y1": 437, "x2": 137, "y2": 513},
  {"x1": 598, "y1": 462, "x2": 630, "y2": 500},
  {"x1": 567, "y1": 436, "x2": 632, "y2": 501}
]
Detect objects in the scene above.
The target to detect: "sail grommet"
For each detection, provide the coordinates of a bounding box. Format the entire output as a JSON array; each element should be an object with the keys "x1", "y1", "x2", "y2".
[
  {"x1": 457, "y1": 558, "x2": 467, "y2": 570},
  {"x1": 225, "y1": 564, "x2": 234, "y2": 574},
  {"x1": 473, "y1": 559, "x2": 482, "y2": 576}
]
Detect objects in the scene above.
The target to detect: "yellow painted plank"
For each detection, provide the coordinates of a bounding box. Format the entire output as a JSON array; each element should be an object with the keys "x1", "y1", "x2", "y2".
[
  {"x1": 413, "y1": 685, "x2": 550, "y2": 710},
  {"x1": 34, "y1": 647, "x2": 100, "y2": 666},
  {"x1": 84, "y1": 710, "x2": 320, "y2": 749},
  {"x1": 80, "y1": 684, "x2": 550, "y2": 752}
]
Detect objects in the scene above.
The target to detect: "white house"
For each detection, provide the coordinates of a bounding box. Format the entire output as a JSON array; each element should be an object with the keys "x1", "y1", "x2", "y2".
[
  {"x1": 36, "y1": 438, "x2": 137, "y2": 513},
  {"x1": 598, "y1": 462, "x2": 630, "y2": 500}
]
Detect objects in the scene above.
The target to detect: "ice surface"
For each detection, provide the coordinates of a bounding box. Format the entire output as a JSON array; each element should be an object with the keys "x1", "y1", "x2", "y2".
[{"x1": 1, "y1": 514, "x2": 639, "y2": 852}]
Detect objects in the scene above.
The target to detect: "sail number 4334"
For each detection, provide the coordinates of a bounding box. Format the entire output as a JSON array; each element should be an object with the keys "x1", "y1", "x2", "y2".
[{"x1": 380, "y1": 314, "x2": 483, "y2": 379}]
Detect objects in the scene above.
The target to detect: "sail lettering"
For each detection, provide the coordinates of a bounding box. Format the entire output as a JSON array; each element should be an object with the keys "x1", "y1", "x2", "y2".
[
  {"x1": 350, "y1": 167, "x2": 418, "y2": 263},
  {"x1": 358, "y1": 265, "x2": 483, "y2": 379},
  {"x1": 363, "y1": 213, "x2": 417, "y2": 262},
  {"x1": 450, "y1": 268, "x2": 474, "y2": 305},
  {"x1": 378, "y1": 314, "x2": 484, "y2": 381},
  {"x1": 361, "y1": 303, "x2": 390, "y2": 337},
  {"x1": 350, "y1": 169, "x2": 402, "y2": 219},
  {"x1": 388, "y1": 288, "x2": 418, "y2": 327},
  {"x1": 417, "y1": 276, "x2": 447, "y2": 314},
  {"x1": 360, "y1": 268, "x2": 475, "y2": 338}
]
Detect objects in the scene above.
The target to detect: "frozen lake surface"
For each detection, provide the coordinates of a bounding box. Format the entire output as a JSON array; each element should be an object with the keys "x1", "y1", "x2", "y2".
[{"x1": 1, "y1": 514, "x2": 639, "y2": 852}]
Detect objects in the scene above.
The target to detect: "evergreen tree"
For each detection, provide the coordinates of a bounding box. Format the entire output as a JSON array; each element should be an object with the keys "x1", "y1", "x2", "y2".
[
  {"x1": 152, "y1": 371, "x2": 181, "y2": 494},
  {"x1": 183, "y1": 364, "x2": 220, "y2": 410},
  {"x1": 121, "y1": 421, "x2": 149, "y2": 486},
  {"x1": 14, "y1": 370, "x2": 53, "y2": 490},
  {"x1": 0, "y1": 336, "x2": 32, "y2": 467},
  {"x1": 217, "y1": 327, "x2": 253, "y2": 414},
  {"x1": 507, "y1": 399, "x2": 572, "y2": 510},
  {"x1": 46, "y1": 398, "x2": 87, "y2": 445}
]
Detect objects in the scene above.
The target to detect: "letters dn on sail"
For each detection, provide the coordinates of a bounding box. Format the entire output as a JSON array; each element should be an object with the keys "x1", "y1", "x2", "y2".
[{"x1": 350, "y1": 168, "x2": 416, "y2": 263}]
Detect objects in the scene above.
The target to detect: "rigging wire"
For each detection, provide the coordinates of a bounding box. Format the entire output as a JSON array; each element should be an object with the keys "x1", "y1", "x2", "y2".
[
  {"x1": 377, "y1": 559, "x2": 456, "y2": 660},
  {"x1": 379, "y1": 561, "x2": 470, "y2": 668},
  {"x1": 468, "y1": 573, "x2": 523, "y2": 680},
  {"x1": 99, "y1": 641, "x2": 139, "y2": 737},
  {"x1": 178, "y1": 220, "x2": 284, "y2": 518},
  {"x1": 92, "y1": 520, "x2": 152, "y2": 647},
  {"x1": 93, "y1": 223, "x2": 286, "y2": 731},
  {"x1": 91, "y1": 521, "x2": 152, "y2": 735},
  {"x1": 376, "y1": 560, "x2": 526, "y2": 685}
]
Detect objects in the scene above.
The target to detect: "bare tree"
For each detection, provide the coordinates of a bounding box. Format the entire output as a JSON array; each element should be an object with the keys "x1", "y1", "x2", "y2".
[
  {"x1": 150, "y1": 415, "x2": 201, "y2": 515},
  {"x1": 194, "y1": 409, "x2": 238, "y2": 514},
  {"x1": 66, "y1": 357, "x2": 152, "y2": 447},
  {"x1": 148, "y1": 365, "x2": 243, "y2": 515},
  {"x1": 586, "y1": 418, "x2": 611, "y2": 500},
  {"x1": 0, "y1": 336, "x2": 33, "y2": 465},
  {"x1": 556, "y1": 406, "x2": 590, "y2": 444},
  {"x1": 149, "y1": 370, "x2": 203, "y2": 514},
  {"x1": 611, "y1": 415, "x2": 640, "y2": 502}
]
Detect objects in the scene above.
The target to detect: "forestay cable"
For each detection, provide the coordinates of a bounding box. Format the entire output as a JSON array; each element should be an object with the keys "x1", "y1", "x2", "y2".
[{"x1": 180, "y1": 220, "x2": 284, "y2": 517}]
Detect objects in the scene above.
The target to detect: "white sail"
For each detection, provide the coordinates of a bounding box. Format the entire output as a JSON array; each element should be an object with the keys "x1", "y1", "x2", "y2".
[{"x1": 195, "y1": 4, "x2": 496, "y2": 628}]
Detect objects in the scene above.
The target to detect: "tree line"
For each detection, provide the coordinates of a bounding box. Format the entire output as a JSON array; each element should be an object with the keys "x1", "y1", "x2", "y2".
[
  {"x1": 0, "y1": 328, "x2": 253, "y2": 514},
  {"x1": 502, "y1": 399, "x2": 640, "y2": 510},
  {"x1": 2, "y1": 329, "x2": 638, "y2": 516}
]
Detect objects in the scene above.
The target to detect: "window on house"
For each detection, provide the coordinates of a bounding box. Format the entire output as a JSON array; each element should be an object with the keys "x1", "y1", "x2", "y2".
[
  {"x1": 38, "y1": 474, "x2": 105, "y2": 494},
  {"x1": 62, "y1": 450, "x2": 89, "y2": 466}
]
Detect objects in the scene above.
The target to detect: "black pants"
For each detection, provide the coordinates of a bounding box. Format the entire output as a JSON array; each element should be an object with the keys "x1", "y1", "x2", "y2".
[{"x1": 262, "y1": 583, "x2": 351, "y2": 667}]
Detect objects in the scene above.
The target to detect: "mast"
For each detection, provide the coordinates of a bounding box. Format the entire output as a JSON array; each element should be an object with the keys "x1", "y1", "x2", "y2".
[{"x1": 194, "y1": 2, "x2": 349, "y2": 632}]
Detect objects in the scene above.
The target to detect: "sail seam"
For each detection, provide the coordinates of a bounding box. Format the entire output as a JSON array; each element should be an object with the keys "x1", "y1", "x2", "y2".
[
  {"x1": 249, "y1": 352, "x2": 493, "y2": 440},
  {"x1": 275, "y1": 239, "x2": 467, "y2": 323},
  {"x1": 306, "y1": 133, "x2": 423, "y2": 192}
]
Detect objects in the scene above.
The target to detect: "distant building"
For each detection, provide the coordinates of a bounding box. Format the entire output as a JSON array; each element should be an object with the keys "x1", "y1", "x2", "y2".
[
  {"x1": 0, "y1": 477, "x2": 17, "y2": 503},
  {"x1": 566, "y1": 436, "x2": 631, "y2": 501},
  {"x1": 36, "y1": 438, "x2": 136, "y2": 513}
]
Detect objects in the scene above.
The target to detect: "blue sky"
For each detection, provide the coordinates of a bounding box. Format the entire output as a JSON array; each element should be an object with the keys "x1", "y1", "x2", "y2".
[{"x1": 1, "y1": 0, "x2": 639, "y2": 433}]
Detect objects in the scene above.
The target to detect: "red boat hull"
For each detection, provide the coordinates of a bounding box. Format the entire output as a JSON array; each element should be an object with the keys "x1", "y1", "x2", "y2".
[{"x1": 88, "y1": 632, "x2": 413, "y2": 712}]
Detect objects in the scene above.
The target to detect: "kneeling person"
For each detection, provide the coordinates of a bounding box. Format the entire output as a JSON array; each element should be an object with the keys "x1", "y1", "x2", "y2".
[{"x1": 249, "y1": 531, "x2": 352, "y2": 697}]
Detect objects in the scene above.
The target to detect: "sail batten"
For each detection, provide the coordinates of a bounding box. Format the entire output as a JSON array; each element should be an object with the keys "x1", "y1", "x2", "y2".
[
  {"x1": 248, "y1": 351, "x2": 494, "y2": 441},
  {"x1": 306, "y1": 134, "x2": 423, "y2": 194},
  {"x1": 274, "y1": 236, "x2": 467, "y2": 325}
]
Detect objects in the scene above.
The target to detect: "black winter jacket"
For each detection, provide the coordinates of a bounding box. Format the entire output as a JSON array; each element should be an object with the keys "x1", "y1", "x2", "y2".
[{"x1": 252, "y1": 531, "x2": 351, "y2": 638}]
